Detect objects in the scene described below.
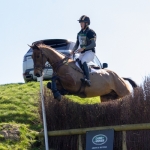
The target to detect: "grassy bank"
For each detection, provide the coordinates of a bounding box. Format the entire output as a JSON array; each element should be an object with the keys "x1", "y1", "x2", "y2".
[
  {"x1": 0, "y1": 82, "x2": 42, "y2": 150},
  {"x1": 0, "y1": 82, "x2": 99, "y2": 149}
]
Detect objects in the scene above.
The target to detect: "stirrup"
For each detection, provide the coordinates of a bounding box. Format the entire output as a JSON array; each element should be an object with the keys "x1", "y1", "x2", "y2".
[
  {"x1": 85, "y1": 79, "x2": 91, "y2": 87},
  {"x1": 80, "y1": 78, "x2": 91, "y2": 87}
]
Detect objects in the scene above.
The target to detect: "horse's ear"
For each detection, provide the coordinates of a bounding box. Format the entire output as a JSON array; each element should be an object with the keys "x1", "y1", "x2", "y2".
[
  {"x1": 33, "y1": 43, "x2": 40, "y2": 50},
  {"x1": 27, "y1": 44, "x2": 39, "y2": 50},
  {"x1": 28, "y1": 44, "x2": 32, "y2": 48}
]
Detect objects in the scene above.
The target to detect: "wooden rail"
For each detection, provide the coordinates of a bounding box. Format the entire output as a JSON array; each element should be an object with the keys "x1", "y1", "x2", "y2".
[{"x1": 38, "y1": 123, "x2": 150, "y2": 150}]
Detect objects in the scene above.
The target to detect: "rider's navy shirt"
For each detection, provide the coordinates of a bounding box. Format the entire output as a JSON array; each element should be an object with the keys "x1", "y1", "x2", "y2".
[{"x1": 77, "y1": 27, "x2": 96, "y2": 53}]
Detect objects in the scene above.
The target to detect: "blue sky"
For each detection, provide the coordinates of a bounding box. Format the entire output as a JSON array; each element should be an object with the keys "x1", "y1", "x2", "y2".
[{"x1": 0, "y1": 0, "x2": 150, "y2": 85}]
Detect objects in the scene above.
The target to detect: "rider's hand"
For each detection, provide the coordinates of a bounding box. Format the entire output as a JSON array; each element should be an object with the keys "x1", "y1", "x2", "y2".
[
  {"x1": 77, "y1": 48, "x2": 85, "y2": 53},
  {"x1": 70, "y1": 51, "x2": 75, "y2": 55}
]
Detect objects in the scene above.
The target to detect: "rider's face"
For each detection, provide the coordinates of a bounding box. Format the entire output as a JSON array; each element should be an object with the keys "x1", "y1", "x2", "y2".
[{"x1": 80, "y1": 22, "x2": 86, "y2": 29}]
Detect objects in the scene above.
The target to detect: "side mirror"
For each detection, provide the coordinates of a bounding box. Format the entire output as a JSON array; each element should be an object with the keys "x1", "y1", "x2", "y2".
[{"x1": 102, "y1": 63, "x2": 108, "y2": 69}]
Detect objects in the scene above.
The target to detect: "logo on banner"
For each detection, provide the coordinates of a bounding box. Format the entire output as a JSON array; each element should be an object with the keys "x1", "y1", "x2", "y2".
[{"x1": 92, "y1": 134, "x2": 107, "y2": 145}]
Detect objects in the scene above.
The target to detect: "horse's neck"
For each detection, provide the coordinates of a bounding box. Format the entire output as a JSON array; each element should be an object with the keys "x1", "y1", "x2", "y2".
[{"x1": 42, "y1": 48, "x2": 65, "y2": 66}]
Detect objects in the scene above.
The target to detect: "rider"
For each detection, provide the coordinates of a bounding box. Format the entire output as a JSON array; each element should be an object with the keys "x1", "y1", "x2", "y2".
[{"x1": 71, "y1": 15, "x2": 97, "y2": 86}]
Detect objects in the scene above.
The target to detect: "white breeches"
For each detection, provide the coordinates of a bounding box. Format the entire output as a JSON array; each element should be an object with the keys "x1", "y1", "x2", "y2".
[{"x1": 78, "y1": 50, "x2": 95, "y2": 64}]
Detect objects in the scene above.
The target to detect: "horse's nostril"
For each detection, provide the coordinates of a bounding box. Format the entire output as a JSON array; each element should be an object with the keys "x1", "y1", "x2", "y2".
[{"x1": 35, "y1": 73, "x2": 41, "y2": 77}]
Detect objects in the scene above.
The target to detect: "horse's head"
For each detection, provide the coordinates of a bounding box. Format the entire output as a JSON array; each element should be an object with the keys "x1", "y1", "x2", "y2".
[{"x1": 29, "y1": 43, "x2": 48, "y2": 77}]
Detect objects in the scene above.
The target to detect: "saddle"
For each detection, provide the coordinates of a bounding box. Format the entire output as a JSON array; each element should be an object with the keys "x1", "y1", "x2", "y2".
[{"x1": 75, "y1": 60, "x2": 101, "y2": 73}]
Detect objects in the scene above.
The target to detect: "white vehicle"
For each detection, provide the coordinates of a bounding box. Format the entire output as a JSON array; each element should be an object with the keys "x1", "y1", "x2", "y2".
[{"x1": 23, "y1": 39, "x2": 107, "y2": 82}]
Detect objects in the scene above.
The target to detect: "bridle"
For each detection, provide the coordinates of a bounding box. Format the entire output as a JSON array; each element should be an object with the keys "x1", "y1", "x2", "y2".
[
  {"x1": 33, "y1": 49, "x2": 46, "y2": 73},
  {"x1": 33, "y1": 48, "x2": 69, "y2": 75}
]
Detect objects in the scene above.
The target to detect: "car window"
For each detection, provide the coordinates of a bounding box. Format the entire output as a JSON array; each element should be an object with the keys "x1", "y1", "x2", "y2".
[
  {"x1": 48, "y1": 42, "x2": 68, "y2": 50},
  {"x1": 92, "y1": 56, "x2": 102, "y2": 67},
  {"x1": 62, "y1": 52, "x2": 70, "y2": 56},
  {"x1": 69, "y1": 42, "x2": 75, "y2": 49}
]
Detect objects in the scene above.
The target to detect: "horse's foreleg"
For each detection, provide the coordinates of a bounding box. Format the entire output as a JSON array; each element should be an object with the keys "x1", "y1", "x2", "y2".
[{"x1": 47, "y1": 77, "x2": 61, "y2": 101}]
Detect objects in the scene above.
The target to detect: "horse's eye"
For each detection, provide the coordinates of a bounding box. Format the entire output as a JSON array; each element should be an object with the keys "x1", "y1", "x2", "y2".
[{"x1": 37, "y1": 55, "x2": 40, "y2": 58}]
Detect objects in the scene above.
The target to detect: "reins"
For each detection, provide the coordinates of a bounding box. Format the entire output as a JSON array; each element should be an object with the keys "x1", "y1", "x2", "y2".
[{"x1": 33, "y1": 46, "x2": 85, "y2": 95}]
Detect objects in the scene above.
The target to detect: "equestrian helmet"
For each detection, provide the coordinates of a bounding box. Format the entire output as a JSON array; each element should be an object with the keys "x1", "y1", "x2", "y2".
[{"x1": 78, "y1": 15, "x2": 90, "y2": 25}]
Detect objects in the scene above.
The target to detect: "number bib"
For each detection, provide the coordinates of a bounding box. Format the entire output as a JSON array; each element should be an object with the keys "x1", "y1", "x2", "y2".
[{"x1": 78, "y1": 33, "x2": 87, "y2": 48}]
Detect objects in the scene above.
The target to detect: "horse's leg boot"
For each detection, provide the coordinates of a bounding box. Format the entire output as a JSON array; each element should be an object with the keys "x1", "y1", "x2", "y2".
[
  {"x1": 81, "y1": 62, "x2": 91, "y2": 87},
  {"x1": 51, "y1": 79, "x2": 61, "y2": 101},
  {"x1": 47, "y1": 82, "x2": 51, "y2": 89}
]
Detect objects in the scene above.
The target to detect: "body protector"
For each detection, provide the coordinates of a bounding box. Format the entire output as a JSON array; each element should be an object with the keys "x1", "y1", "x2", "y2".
[{"x1": 78, "y1": 28, "x2": 96, "y2": 53}]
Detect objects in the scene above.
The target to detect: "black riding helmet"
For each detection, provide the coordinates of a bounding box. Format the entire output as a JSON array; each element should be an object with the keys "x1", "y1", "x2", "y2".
[{"x1": 78, "y1": 15, "x2": 90, "y2": 25}]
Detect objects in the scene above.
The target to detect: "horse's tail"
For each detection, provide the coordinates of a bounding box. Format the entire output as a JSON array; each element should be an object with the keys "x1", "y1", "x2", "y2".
[{"x1": 123, "y1": 77, "x2": 138, "y2": 88}]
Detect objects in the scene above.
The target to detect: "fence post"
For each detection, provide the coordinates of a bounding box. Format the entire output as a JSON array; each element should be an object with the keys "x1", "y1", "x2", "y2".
[
  {"x1": 39, "y1": 75, "x2": 49, "y2": 150},
  {"x1": 78, "y1": 135, "x2": 83, "y2": 150},
  {"x1": 122, "y1": 131, "x2": 127, "y2": 150}
]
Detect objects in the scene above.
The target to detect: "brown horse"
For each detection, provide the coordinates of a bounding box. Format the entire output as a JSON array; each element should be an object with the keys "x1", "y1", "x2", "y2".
[{"x1": 30, "y1": 43, "x2": 137, "y2": 102}]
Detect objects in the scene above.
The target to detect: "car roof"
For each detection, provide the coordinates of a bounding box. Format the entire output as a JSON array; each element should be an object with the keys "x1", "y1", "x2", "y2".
[
  {"x1": 25, "y1": 39, "x2": 74, "y2": 55},
  {"x1": 32, "y1": 39, "x2": 73, "y2": 46}
]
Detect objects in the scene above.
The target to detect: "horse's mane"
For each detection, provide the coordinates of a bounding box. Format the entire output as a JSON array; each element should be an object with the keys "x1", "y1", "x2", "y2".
[{"x1": 37, "y1": 44, "x2": 56, "y2": 52}]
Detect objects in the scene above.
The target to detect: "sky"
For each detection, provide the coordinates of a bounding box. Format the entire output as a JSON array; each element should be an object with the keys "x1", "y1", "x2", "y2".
[{"x1": 0, "y1": 0, "x2": 150, "y2": 85}]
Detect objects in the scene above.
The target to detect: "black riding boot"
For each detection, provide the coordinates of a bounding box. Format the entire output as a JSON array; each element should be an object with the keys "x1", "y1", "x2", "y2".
[
  {"x1": 81, "y1": 62, "x2": 91, "y2": 86},
  {"x1": 76, "y1": 58, "x2": 83, "y2": 70}
]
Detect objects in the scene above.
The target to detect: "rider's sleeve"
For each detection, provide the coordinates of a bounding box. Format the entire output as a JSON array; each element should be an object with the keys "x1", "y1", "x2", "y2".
[
  {"x1": 84, "y1": 29, "x2": 96, "y2": 50},
  {"x1": 84, "y1": 39, "x2": 96, "y2": 50},
  {"x1": 87, "y1": 29, "x2": 96, "y2": 41},
  {"x1": 72, "y1": 39, "x2": 79, "y2": 52}
]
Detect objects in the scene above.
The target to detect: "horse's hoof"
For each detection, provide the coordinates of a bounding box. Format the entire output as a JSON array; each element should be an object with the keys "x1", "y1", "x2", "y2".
[{"x1": 56, "y1": 95, "x2": 61, "y2": 101}]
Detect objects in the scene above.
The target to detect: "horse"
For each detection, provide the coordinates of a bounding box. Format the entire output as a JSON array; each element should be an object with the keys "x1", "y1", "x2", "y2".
[{"x1": 30, "y1": 43, "x2": 137, "y2": 102}]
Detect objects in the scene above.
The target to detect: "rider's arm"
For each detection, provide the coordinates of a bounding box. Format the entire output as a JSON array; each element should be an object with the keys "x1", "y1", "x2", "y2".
[
  {"x1": 83, "y1": 29, "x2": 96, "y2": 51},
  {"x1": 84, "y1": 39, "x2": 96, "y2": 50}
]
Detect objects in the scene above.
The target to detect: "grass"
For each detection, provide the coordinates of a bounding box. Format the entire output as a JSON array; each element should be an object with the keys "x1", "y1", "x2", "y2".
[
  {"x1": 65, "y1": 95, "x2": 100, "y2": 104},
  {"x1": 0, "y1": 82, "x2": 42, "y2": 150},
  {"x1": 0, "y1": 81, "x2": 100, "y2": 149}
]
